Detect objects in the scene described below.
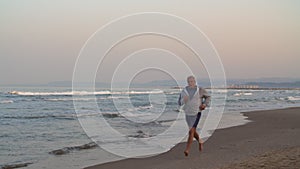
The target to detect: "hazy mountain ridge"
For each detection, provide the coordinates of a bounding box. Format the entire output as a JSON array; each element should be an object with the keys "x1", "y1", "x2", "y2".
[{"x1": 3, "y1": 77, "x2": 300, "y2": 88}]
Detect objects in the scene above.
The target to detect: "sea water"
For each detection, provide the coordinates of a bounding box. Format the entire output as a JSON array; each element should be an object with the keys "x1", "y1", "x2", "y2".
[{"x1": 1, "y1": 86, "x2": 300, "y2": 168}]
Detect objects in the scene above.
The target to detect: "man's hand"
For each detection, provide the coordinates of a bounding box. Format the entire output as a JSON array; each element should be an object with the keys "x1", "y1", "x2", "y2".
[
  {"x1": 183, "y1": 96, "x2": 189, "y2": 104},
  {"x1": 200, "y1": 104, "x2": 206, "y2": 110}
]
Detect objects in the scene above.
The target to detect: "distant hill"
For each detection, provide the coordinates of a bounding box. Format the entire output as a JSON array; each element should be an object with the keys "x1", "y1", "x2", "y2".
[{"x1": 44, "y1": 78, "x2": 300, "y2": 89}]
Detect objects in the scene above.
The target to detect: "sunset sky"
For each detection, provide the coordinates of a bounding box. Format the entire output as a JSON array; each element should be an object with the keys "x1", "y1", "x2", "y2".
[{"x1": 0, "y1": 0, "x2": 299, "y2": 85}]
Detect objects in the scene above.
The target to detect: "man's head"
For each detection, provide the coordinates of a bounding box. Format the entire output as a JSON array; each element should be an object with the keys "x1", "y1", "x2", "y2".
[{"x1": 187, "y1": 75, "x2": 196, "y2": 87}]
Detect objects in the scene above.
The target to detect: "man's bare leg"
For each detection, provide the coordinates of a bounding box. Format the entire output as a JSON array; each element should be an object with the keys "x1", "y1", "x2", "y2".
[
  {"x1": 194, "y1": 130, "x2": 199, "y2": 141},
  {"x1": 194, "y1": 131, "x2": 203, "y2": 151},
  {"x1": 184, "y1": 127, "x2": 195, "y2": 156}
]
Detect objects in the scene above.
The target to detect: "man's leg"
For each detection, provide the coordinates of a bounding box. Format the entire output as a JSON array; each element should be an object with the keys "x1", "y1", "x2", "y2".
[
  {"x1": 194, "y1": 130, "x2": 203, "y2": 151},
  {"x1": 194, "y1": 130, "x2": 199, "y2": 141},
  {"x1": 184, "y1": 127, "x2": 196, "y2": 156},
  {"x1": 192, "y1": 112, "x2": 203, "y2": 151},
  {"x1": 193, "y1": 112, "x2": 202, "y2": 141}
]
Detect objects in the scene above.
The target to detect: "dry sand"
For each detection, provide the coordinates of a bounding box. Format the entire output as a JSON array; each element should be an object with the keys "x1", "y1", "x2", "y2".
[
  {"x1": 220, "y1": 146, "x2": 300, "y2": 169},
  {"x1": 84, "y1": 107, "x2": 300, "y2": 169}
]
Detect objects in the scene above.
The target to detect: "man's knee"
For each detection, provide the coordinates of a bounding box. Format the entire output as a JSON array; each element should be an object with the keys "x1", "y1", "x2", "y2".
[{"x1": 189, "y1": 128, "x2": 196, "y2": 135}]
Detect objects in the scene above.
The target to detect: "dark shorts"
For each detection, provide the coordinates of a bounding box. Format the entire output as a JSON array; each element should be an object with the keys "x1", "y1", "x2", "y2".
[{"x1": 185, "y1": 112, "x2": 202, "y2": 128}]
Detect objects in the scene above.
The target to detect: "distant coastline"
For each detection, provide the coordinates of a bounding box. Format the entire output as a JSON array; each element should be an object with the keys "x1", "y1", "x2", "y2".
[{"x1": 208, "y1": 87, "x2": 300, "y2": 90}]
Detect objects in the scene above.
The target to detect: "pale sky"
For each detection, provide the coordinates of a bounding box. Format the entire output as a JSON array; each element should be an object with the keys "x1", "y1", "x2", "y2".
[{"x1": 0, "y1": 0, "x2": 299, "y2": 85}]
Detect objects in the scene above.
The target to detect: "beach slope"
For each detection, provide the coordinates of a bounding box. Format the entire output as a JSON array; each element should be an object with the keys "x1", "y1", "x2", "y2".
[{"x1": 84, "y1": 107, "x2": 300, "y2": 169}]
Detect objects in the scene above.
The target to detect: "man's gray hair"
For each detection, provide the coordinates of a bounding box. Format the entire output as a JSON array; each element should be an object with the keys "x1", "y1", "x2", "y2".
[{"x1": 187, "y1": 75, "x2": 196, "y2": 81}]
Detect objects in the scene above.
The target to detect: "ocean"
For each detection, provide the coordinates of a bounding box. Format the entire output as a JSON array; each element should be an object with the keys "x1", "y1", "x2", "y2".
[{"x1": 1, "y1": 86, "x2": 300, "y2": 168}]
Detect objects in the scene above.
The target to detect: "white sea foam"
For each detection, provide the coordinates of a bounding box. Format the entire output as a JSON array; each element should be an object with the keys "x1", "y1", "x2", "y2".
[
  {"x1": 106, "y1": 96, "x2": 130, "y2": 99},
  {"x1": 45, "y1": 98, "x2": 95, "y2": 101},
  {"x1": 214, "y1": 89, "x2": 228, "y2": 93},
  {"x1": 119, "y1": 111, "x2": 155, "y2": 118},
  {"x1": 287, "y1": 96, "x2": 300, "y2": 101},
  {"x1": 76, "y1": 112, "x2": 117, "y2": 118},
  {"x1": 233, "y1": 92, "x2": 253, "y2": 96},
  {"x1": 275, "y1": 96, "x2": 300, "y2": 101},
  {"x1": 8, "y1": 91, "x2": 111, "y2": 96},
  {"x1": 0, "y1": 100, "x2": 14, "y2": 104},
  {"x1": 8, "y1": 90, "x2": 164, "y2": 96},
  {"x1": 76, "y1": 111, "x2": 154, "y2": 119}
]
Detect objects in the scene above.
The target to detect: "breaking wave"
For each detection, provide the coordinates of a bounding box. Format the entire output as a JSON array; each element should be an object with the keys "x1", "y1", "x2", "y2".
[
  {"x1": 0, "y1": 114, "x2": 76, "y2": 120},
  {"x1": 8, "y1": 90, "x2": 164, "y2": 96},
  {"x1": 286, "y1": 96, "x2": 300, "y2": 101},
  {"x1": 49, "y1": 142, "x2": 98, "y2": 155},
  {"x1": 1, "y1": 162, "x2": 33, "y2": 169},
  {"x1": 233, "y1": 92, "x2": 253, "y2": 96},
  {"x1": 0, "y1": 100, "x2": 14, "y2": 104}
]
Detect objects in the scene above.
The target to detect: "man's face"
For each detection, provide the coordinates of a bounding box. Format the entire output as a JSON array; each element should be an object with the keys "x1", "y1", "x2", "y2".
[{"x1": 187, "y1": 78, "x2": 196, "y2": 87}]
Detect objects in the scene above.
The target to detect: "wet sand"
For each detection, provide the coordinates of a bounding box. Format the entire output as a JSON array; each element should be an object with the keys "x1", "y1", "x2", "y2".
[{"x1": 84, "y1": 107, "x2": 300, "y2": 169}]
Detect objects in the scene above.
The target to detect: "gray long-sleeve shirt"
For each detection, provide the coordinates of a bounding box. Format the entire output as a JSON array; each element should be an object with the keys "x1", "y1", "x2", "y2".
[{"x1": 178, "y1": 86, "x2": 211, "y2": 107}]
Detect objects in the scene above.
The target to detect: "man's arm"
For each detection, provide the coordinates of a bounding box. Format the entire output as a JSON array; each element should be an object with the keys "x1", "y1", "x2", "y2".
[
  {"x1": 199, "y1": 87, "x2": 211, "y2": 110},
  {"x1": 178, "y1": 89, "x2": 189, "y2": 106},
  {"x1": 178, "y1": 93, "x2": 182, "y2": 106},
  {"x1": 202, "y1": 88, "x2": 211, "y2": 106}
]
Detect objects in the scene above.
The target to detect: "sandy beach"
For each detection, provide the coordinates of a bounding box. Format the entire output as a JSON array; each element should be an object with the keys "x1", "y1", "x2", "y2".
[{"x1": 84, "y1": 107, "x2": 300, "y2": 169}]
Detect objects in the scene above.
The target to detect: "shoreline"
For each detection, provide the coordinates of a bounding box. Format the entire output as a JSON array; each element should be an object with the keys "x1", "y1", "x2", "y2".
[{"x1": 84, "y1": 107, "x2": 300, "y2": 169}]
